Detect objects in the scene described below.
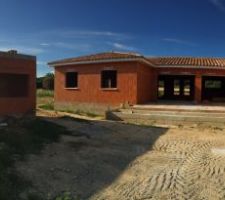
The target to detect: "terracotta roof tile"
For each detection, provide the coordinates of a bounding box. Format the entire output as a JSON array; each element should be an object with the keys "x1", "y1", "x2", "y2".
[
  {"x1": 147, "y1": 57, "x2": 225, "y2": 68},
  {"x1": 49, "y1": 51, "x2": 225, "y2": 68},
  {"x1": 49, "y1": 52, "x2": 145, "y2": 65}
]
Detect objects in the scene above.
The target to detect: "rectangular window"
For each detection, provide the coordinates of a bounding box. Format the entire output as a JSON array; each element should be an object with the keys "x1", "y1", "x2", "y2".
[
  {"x1": 184, "y1": 80, "x2": 191, "y2": 96},
  {"x1": 158, "y1": 80, "x2": 165, "y2": 98},
  {"x1": 65, "y1": 72, "x2": 78, "y2": 88},
  {"x1": 0, "y1": 73, "x2": 28, "y2": 97},
  {"x1": 205, "y1": 80, "x2": 222, "y2": 89},
  {"x1": 101, "y1": 70, "x2": 117, "y2": 88},
  {"x1": 174, "y1": 79, "x2": 180, "y2": 96}
]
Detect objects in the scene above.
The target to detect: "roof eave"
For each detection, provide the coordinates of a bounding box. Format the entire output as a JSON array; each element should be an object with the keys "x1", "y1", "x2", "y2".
[
  {"x1": 48, "y1": 57, "x2": 156, "y2": 67},
  {"x1": 156, "y1": 65, "x2": 225, "y2": 69}
]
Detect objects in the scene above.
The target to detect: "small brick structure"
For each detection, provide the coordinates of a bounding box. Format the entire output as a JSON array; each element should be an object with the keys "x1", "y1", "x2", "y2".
[
  {"x1": 0, "y1": 50, "x2": 36, "y2": 116},
  {"x1": 49, "y1": 52, "x2": 225, "y2": 114}
]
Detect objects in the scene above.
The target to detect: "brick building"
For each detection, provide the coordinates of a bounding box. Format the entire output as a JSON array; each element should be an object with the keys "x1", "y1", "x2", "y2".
[
  {"x1": 0, "y1": 50, "x2": 36, "y2": 115},
  {"x1": 49, "y1": 52, "x2": 225, "y2": 110}
]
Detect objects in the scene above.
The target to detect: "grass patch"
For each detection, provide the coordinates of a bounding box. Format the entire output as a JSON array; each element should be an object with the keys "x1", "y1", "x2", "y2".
[
  {"x1": 37, "y1": 89, "x2": 55, "y2": 111},
  {"x1": 36, "y1": 89, "x2": 100, "y2": 118},
  {"x1": 54, "y1": 192, "x2": 80, "y2": 200},
  {"x1": 0, "y1": 118, "x2": 70, "y2": 200},
  {"x1": 37, "y1": 89, "x2": 54, "y2": 98},
  {"x1": 39, "y1": 102, "x2": 54, "y2": 110},
  {"x1": 59, "y1": 109, "x2": 100, "y2": 118}
]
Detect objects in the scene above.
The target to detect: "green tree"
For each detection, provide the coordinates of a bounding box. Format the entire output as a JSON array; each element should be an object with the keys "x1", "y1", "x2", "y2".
[{"x1": 42, "y1": 73, "x2": 54, "y2": 90}]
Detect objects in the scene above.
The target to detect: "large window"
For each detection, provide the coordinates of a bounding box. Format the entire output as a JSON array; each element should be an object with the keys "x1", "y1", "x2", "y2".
[
  {"x1": 173, "y1": 80, "x2": 180, "y2": 96},
  {"x1": 205, "y1": 80, "x2": 222, "y2": 89},
  {"x1": 0, "y1": 74, "x2": 28, "y2": 97},
  {"x1": 101, "y1": 70, "x2": 117, "y2": 89},
  {"x1": 158, "y1": 80, "x2": 165, "y2": 98},
  {"x1": 65, "y1": 72, "x2": 78, "y2": 88},
  {"x1": 184, "y1": 80, "x2": 191, "y2": 96}
]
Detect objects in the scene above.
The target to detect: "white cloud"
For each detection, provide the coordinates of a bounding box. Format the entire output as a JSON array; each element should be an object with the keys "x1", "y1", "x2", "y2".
[
  {"x1": 37, "y1": 61, "x2": 47, "y2": 65},
  {"x1": 52, "y1": 42, "x2": 92, "y2": 51},
  {"x1": 40, "y1": 43, "x2": 50, "y2": 46},
  {"x1": 107, "y1": 42, "x2": 137, "y2": 51},
  {"x1": 209, "y1": 0, "x2": 225, "y2": 11},
  {"x1": 162, "y1": 38, "x2": 197, "y2": 47},
  {"x1": 0, "y1": 29, "x2": 133, "y2": 55},
  {"x1": 67, "y1": 30, "x2": 120, "y2": 37},
  {"x1": 38, "y1": 29, "x2": 132, "y2": 40}
]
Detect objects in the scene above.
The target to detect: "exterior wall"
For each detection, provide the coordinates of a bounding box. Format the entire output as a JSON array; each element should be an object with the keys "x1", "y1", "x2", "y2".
[
  {"x1": 137, "y1": 63, "x2": 157, "y2": 104},
  {"x1": 0, "y1": 57, "x2": 36, "y2": 115},
  {"x1": 54, "y1": 61, "x2": 139, "y2": 108},
  {"x1": 54, "y1": 60, "x2": 225, "y2": 108},
  {"x1": 156, "y1": 67, "x2": 225, "y2": 103}
]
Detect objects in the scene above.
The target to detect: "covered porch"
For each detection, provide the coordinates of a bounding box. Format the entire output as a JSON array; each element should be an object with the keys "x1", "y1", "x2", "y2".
[{"x1": 156, "y1": 74, "x2": 225, "y2": 104}]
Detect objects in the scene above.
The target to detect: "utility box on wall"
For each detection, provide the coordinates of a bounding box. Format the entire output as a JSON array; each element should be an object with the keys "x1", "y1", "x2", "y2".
[{"x1": 0, "y1": 50, "x2": 36, "y2": 116}]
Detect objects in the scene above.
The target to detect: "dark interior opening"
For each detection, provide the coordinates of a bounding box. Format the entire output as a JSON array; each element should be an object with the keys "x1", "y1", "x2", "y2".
[
  {"x1": 158, "y1": 75, "x2": 195, "y2": 101},
  {"x1": 202, "y1": 76, "x2": 225, "y2": 102},
  {"x1": 0, "y1": 73, "x2": 29, "y2": 97},
  {"x1": 101, "y1": 70, "x2": 117, "y2": 88},
  {"x1": 65, "y1": 72, "x2": 78, "y2": 88}
]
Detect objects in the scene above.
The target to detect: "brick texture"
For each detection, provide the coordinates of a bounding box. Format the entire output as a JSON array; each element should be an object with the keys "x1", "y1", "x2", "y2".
[
  {"x1": 54, "y1": 59, "x2": 225, "y2": 106},
  {"x1": 137, "y1": 63, "x2": 157, "y2": 104},
  {"x1": 0, "y1": 57, "x2": 36, "y2": 115},
  {"x1": 54, "y1": 61, "x2": 139, "y2": 106}
]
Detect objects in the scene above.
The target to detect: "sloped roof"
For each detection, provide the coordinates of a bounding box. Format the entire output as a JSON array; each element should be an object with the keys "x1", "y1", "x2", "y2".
[
  {"x1": 147, "y1": 57, "x2": 225, "y2": 68},
  {"x1": 48, "y1": 52, "x2": 149, "y2": 66},
  {"x1": 48, "y1": 51, "x2": 225, "y2": 68}
]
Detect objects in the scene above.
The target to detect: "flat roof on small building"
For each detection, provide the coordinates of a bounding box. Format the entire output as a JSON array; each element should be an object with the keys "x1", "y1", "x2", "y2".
[{"x1": 0, "y1": 50, "x2": 36, "y2": 61}]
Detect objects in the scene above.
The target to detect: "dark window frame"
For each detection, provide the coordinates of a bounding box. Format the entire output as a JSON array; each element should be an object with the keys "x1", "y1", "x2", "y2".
[
  {"x1": 65, "y1": 72, "x2": 78, "y2": 88},
  {"x1": 0, "y1": 73, "x2": 29, "y2": 98},
  {"x1": 101, "y1": 70, "x2": 117, "y2": 89},
  {"x1": 205, "y1": 80, "x2": 222, "y2": 89}
]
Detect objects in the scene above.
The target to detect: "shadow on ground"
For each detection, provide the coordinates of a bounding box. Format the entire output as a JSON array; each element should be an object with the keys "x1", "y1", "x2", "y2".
[{"x1": 16, "y1": 115, "x2": 168, "y2": 199}]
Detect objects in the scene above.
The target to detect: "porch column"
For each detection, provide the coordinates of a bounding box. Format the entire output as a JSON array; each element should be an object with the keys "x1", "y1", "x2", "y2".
[{"x1": 195, "y1": 75, "x2": 202, "y2": 104}]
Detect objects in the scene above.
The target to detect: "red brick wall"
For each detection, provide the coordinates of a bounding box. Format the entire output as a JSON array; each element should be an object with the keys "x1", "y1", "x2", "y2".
[
  {"x1": 54, "y1": 61, "x2": 139, "y2": 106},
  {"x1": 55, "y1": 62, "x2": 225, "y2": 106},
  {"x1": 137, "y1": 63, "x2": 157, "y2": 104},
  {"x1": 0, "y1": 57, "x2": 36, "y2": 115}
]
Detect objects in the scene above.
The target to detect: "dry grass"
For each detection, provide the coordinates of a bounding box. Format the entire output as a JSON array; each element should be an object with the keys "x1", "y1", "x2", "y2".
[{"x1": 37, "y1": 89, "x2": 54, "y2": 111}]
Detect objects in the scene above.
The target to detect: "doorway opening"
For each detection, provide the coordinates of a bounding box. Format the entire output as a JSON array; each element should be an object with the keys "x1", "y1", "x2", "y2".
[
  {"x1": 202, "y1": 76, "x2": 225, "y2": 102},
  {"x1": 158, "y1": 75, "x2": 195, "y2": 101}
]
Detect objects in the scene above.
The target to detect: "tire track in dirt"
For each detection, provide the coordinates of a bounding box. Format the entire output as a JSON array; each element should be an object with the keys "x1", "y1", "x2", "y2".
[{"x1": 90, "y1": 132, "x2": 225, "y2": 200}]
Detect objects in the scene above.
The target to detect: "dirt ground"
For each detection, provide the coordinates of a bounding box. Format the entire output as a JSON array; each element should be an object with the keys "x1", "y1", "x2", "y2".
[{"x1": 16, "y1": 110, "x2": 225, "y2": 200}]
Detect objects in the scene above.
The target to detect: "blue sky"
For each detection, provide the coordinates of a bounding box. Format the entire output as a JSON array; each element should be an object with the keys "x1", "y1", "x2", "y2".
[{"x1": 1, "y1": 0, "x2": 225, "y2": 77}]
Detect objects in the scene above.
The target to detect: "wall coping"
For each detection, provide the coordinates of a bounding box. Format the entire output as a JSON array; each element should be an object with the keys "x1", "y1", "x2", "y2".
[{"x1": 0, "y1": 50, "x2": 36, "y2": 61}]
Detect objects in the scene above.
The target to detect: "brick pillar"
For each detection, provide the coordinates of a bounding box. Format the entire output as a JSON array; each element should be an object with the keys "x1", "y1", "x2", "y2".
[{"x1": 195, "y1": 75, "x2": 202, "y2": 104}]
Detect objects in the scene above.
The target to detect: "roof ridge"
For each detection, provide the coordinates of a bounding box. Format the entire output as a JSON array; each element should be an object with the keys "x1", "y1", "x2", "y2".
[
  {"x1": 48, "y1": 51, "x2": 225, "y2": 68},
  {"x1": 48, "y1": 51, "x2": 144, "y2": 66},
  {"x1": 109, "y1": 51, "x2": 142, "y2": 56}
]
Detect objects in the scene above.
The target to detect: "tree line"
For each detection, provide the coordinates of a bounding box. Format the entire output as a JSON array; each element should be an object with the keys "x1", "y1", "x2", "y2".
[{"x1": 37, "y1": 73, "x2": 54, "y2": 90}]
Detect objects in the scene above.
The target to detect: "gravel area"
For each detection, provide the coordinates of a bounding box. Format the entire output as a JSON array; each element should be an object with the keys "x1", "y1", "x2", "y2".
[{"x1": 16, "y1": 110, "x2": 225, "y2": 200}]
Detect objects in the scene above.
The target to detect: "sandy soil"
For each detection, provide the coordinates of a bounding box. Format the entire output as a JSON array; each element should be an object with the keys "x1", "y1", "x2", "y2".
[{"x1": 16, "y1": 110, "x2": 225, "y2": 200}]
